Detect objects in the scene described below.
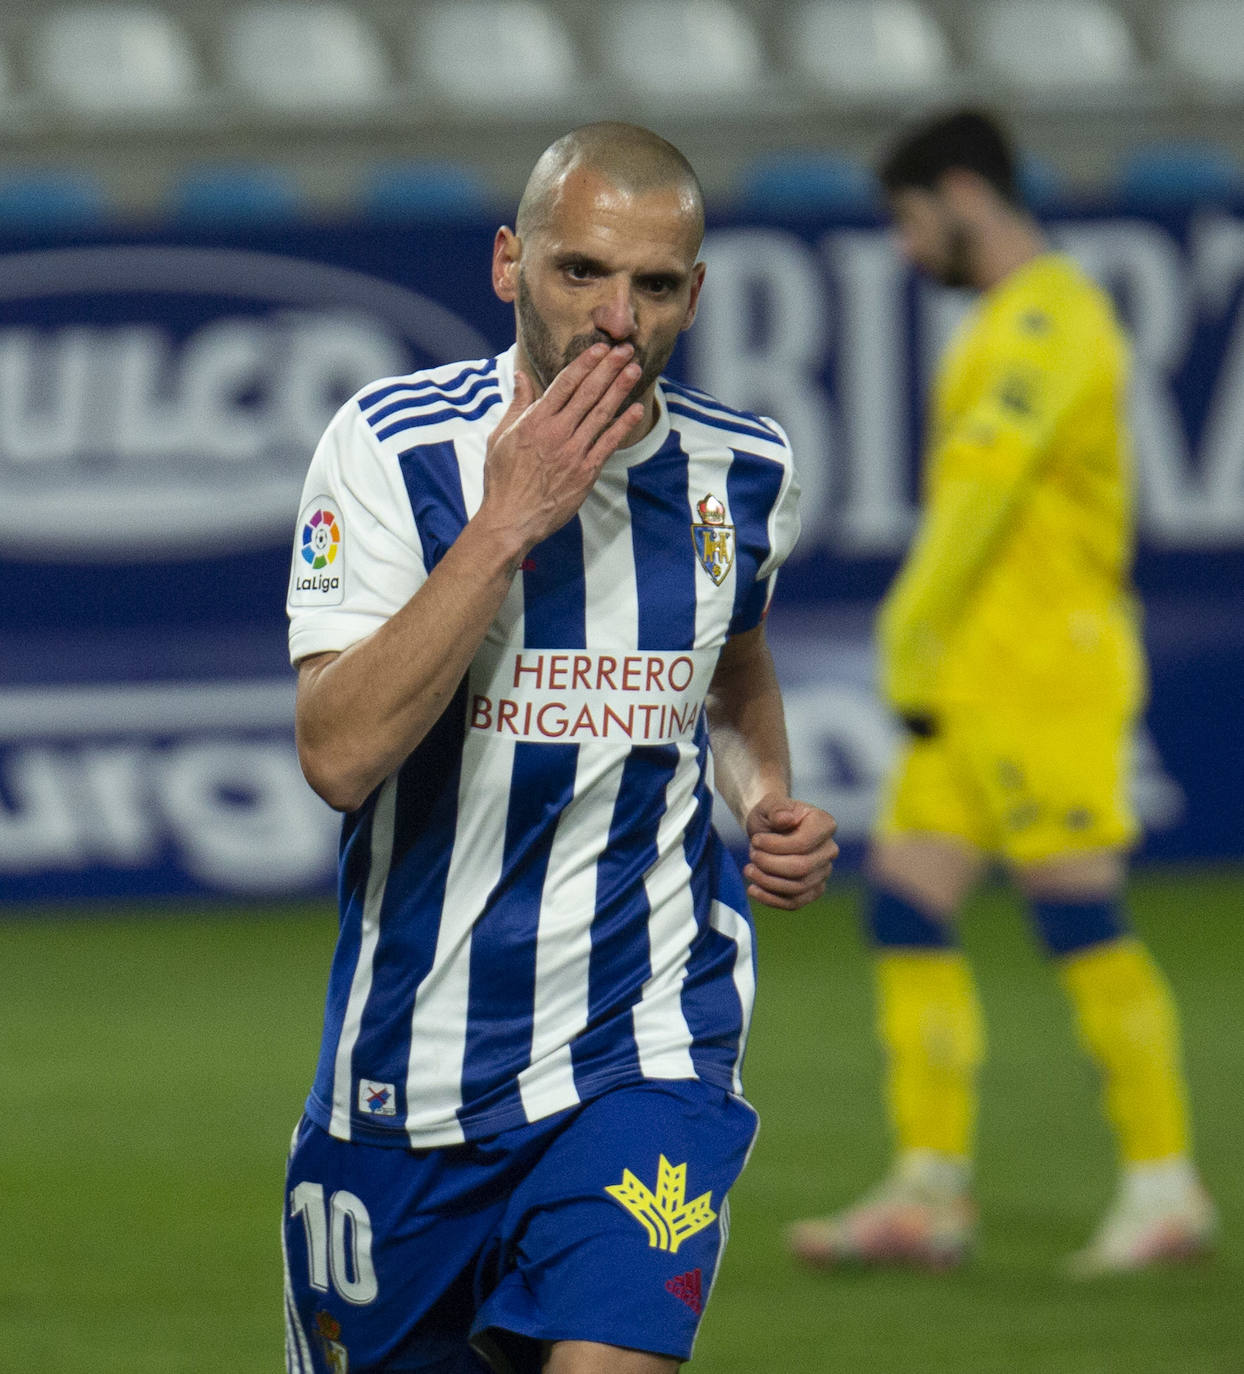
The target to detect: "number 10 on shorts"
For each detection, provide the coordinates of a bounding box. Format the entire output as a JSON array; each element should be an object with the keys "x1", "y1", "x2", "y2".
[{"x1": 289, "y1": 1182, "x2": 379, "y2": 1304}]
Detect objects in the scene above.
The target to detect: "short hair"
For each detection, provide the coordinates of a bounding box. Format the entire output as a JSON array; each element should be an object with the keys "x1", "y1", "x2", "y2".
[
  {"x1": 516, "y1": 121, "x2": 704, "y2": 248},
  {"x1": 877, "y1": 109, "x2": 1020, "y2": 206}
]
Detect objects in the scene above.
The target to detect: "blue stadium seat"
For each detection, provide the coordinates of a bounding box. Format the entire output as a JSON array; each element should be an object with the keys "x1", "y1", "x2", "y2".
[
  {"x1": 1017, "y1": 154, "x2": 1069, "y2": 213},
  {"x1": 0, "y1": 171, "x2": 110, "y2": 230},
  {"x1": 360, "y1": 162, "x2": 495, "y2": 223},
  {"x1": 1116, "y1": 142, "x2": 1244, "y2": 210},
  {"x1": 736, "y1": 151, "x2": 879, "y2": 216},
  {"x1": 167, "y1": 165, "x2": 305, "y2": 226}
]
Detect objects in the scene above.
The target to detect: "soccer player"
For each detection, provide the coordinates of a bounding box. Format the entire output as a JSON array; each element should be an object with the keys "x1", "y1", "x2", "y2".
[
  {"x1": 283, "y1": 122, "x2": 838, "y2": 1373},
  {"x1": 787, "y1": 110, "x2": 1215, "y2": 1277}
]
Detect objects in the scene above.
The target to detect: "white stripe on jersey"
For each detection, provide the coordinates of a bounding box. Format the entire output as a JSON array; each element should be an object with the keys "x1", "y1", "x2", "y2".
[
  {"x1": 330, "y1": 776, "x2": 397, "y2": 1137},
  {"x1": 516, "y1": 744, "x2": 626, "y2": 1122},
  {"x1": 630, "y1": 738, "x2": 702, "y2": 1081},
  {"x1": 515, "y1": 482, "x2": 638, "y2": 1121},
  {"x1": 404, "y1": 725, "x2": 517, "y2": 1146},
  {"x1": 708, "y1": 898, "x2": 757, "y2": 1094},
  {"x1": 683, "y1": 438, "x2": 747, "y2": 652}
]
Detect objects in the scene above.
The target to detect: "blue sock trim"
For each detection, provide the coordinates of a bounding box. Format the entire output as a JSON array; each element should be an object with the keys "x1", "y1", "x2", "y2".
[
  {"x1": 1029, "y1": 898, "x2": 1130, "y2": 956},
  {"x1": 866, "y1": 887, "x2": 955, "y2": 949}
]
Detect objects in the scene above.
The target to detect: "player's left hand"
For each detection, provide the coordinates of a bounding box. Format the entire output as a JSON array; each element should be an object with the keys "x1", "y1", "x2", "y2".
[{"x1": 742, "y1": 795, "x2": 839, "y2": 910}]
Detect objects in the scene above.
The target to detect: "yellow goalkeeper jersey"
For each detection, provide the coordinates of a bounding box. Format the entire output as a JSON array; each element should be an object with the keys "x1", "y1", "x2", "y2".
[{"x1": 879, "y1": 252, "x2": 1145, "y2": 715}]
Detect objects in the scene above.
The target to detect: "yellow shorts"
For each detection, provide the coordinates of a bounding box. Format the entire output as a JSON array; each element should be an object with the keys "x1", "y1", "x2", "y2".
[{"x1": 874, "y1": 707, "x2": 1139, "y2": 866}]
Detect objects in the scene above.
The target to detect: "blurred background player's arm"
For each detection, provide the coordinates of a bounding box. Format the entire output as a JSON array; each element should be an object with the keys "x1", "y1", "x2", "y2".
[{"x1": 879, "y1": 311, "x2": 1096, "y2": 720}]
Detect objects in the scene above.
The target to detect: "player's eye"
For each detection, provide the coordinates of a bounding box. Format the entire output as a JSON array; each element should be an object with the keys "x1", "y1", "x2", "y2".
[{"x1": 562, "y1": 260, "x2": 597, "y2": 282}]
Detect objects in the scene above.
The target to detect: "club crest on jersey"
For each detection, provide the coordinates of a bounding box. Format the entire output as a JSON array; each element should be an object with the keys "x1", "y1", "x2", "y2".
[
  {"x1": 605, "y1": 1154, "x2": 717, "y2": 1254},
  {"x1": 691, "y1": 493, "x2": 735, "y2": 586}
]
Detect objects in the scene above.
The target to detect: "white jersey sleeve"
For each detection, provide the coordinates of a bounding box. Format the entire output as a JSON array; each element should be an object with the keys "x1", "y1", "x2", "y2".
[
  {"x1": 757, "y1": 416, "x2": 801, "y2": 581},
  {"x1": 287, "y1": 398, "x2": 425, "y2": 666}
]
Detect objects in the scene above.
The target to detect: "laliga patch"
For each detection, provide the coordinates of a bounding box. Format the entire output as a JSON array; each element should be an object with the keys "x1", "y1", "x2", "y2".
[
  {"x1": 358, "y1": 1079, "x2": 397, "y2": 1116},
  {"x1": 690, "y1": 492, "x2": 735, "y2": 586},
  {"x1": 289, "y1": 496, "x2": 345, "y2": 606}
]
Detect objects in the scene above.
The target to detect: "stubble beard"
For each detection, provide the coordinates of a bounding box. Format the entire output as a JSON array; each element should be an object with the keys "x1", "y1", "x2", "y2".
[
  {"x1": 933, "y1": 219, "x2": 974, "y2": 289},
  {"x1": 516, "y1": 271, "x2": 674, "y2": 415}
]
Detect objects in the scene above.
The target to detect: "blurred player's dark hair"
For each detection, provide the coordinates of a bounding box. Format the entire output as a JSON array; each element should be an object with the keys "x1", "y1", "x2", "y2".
[{"x1": 878, "y1": 109, "x2": 1020, "y2": 207}]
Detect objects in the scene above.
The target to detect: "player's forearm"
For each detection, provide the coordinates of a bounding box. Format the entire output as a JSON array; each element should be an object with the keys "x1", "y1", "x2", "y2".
[
  {"x1": 705, "y1": 630, "x2": 792, "y2": 829},
  {"x1": 295, "y1": 513, "x2": 525, "y2": 812},
  {"x1": 881, "y1": 469, "x2": 1024, "y2": 706}
]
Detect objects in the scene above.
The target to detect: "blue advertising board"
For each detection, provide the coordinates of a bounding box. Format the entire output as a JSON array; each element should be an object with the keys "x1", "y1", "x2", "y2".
[{"x1": 2, "y1": 209, "x2": 1241, "y2": 901}]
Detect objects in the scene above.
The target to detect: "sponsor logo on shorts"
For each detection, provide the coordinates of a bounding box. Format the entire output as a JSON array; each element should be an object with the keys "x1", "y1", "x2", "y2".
[
  {"x1": 358, "y1": 1079, "x2": 396, "y2": 1116},
  {"x1": 314, "y1": 1311, "x2": 349, "y2": 1374},
  {"x1": 665, "y1": 1267, "x2": 703, "y2": 1314},
  {"x1": 605, "y1": 1154, "x2": 716, "y2": 1255},
  {"x1": 690, "y1": 492, "x2": 735, "y2": 586}
]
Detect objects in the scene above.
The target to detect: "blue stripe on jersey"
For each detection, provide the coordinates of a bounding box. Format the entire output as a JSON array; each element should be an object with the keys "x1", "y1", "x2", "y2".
[
  {"x1": 337, "y1": 680, "x2": 471, "y2": 1122},
  {"x1": 521, "y1": 515, "x2": 587, "y2": 649},
  {"x1": 680, "y1": 717, "x2": 752, "y2": 1085},
  {"x1": 458, "y1": 738, "x2": 577, "y2": 1127},
  {"x1": 629, "y1": 436, "x2": 697, "y2": 649},
  {"x1": 308, "y1": 804, "x2": 379, "y2": 1115},
  {"x1": 726, "y1": 447, "x2": 785, "y2": 635},
  {"x1": 397, "y1": 441, "x2": 470, "y2": 569},
  {"x1": 570, "y1": 744, "x2": 676, "y2": 1091},
  {"x1": 358, "y1": 359, "x2": 494, "y2": 413},
  {"x1": 366, "y1": 374, "x2": 499, "y2": 429},
  {"x1": 375, "y1": 390, "x2": 502, "y2": 442},
  {"x1": 664, "y1": 397, "x2": 779, "y2": 446},
  {"x1": 457, "y1": 514, "x2": 587, "y2": 1129},
  {"x1": 662, "y1": 379, "x2": 780, "y2": 439},
  {"x1": 570, "y1": 438, "x2": 700, "y2": 1095}
]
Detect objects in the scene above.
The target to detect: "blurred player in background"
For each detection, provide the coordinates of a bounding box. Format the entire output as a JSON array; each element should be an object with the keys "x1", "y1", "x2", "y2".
[
  {"x1": 284, "y1": 121, "x2": 837, "y2": 1373},
  {"x1": 788, "y1": 109, "x2": 1215, "y2": 1277}
]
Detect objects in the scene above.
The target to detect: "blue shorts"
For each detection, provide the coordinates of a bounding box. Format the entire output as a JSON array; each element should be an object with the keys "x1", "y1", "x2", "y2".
[{"x1": 282, "y1": 1079, "x2": 759, "y2": 1373}]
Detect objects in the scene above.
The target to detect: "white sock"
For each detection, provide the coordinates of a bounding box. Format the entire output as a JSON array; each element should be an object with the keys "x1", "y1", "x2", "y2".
[
  {"x1": 896, "y1": 1148, "x2": 972, "y2": 1195},
  {"x1": 1121, "y1": 1156, "x2": 1199, "y2": 1210}
]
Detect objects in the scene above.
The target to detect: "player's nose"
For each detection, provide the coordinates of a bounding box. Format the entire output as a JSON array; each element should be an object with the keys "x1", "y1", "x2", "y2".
[{"x1": 592, "y1": 281, "x2": 638, "y2": 342}]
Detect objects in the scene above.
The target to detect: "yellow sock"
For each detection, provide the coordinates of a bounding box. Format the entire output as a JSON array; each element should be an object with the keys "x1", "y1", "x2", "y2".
[
  {"x1": 875, "y1": 951, "x2": 985, "y2": 1162},
  {"x1": 1058, "y1": 937, "x2": 1191, "y2": 1164}
]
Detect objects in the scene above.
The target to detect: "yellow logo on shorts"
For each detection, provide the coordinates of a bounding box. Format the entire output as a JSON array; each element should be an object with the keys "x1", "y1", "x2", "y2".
[{"x1": 605, "y1": 1154, "x2": 717, "y2": 1254}]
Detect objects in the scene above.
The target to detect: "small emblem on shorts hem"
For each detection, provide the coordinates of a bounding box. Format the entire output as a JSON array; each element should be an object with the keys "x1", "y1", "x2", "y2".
[
  {"x1": 605, "y1": 1154, "x2": 717, "y2": 1254},
  {"x1": 358, "y1": 1080, "x2": 396, "y2": 1116},
  {"x1": 665, "y1": 1268, "x2": 703, "y2": 1314},
  {"x1": 315, "y1": 1311, "x2": 349, "y2": 1373}
]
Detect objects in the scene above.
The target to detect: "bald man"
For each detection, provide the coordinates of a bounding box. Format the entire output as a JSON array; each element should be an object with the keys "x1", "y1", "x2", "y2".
[{"x1": 281, "y1": 123, "x2": 838, "y2": 1373}]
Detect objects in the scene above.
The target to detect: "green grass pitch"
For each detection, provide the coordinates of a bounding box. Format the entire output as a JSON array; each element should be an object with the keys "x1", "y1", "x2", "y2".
[{"x1": 2, "y1": 865, "x2": 1239, "y2": 1372}]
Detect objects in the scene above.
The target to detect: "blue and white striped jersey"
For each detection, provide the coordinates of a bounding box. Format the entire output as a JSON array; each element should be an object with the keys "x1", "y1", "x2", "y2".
[{"x1": 287, "y1": 346, "x2": 800, "y2": 1148}]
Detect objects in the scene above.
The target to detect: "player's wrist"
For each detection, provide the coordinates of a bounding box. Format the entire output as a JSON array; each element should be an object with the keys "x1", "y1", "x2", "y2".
[{"x1": 463, "y1": 505, "x2": 535, "y2": 580}]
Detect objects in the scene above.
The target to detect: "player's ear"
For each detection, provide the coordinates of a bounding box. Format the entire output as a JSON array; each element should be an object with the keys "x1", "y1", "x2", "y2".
[
  {"x1": 493, "y1": 227, "x2": 521, "y2": 303},
  {"x1": 681, "y1": 262, "x2": 707, "y2": 332}
]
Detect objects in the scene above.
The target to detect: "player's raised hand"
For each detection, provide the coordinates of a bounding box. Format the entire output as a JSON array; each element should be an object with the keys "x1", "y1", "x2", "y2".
[
  {"x1": 481, "y1": 342, "x2": 644, "y2": 553},
  {"x1": 742, "y1": 795, "x2": 839, "y2": 910}
]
